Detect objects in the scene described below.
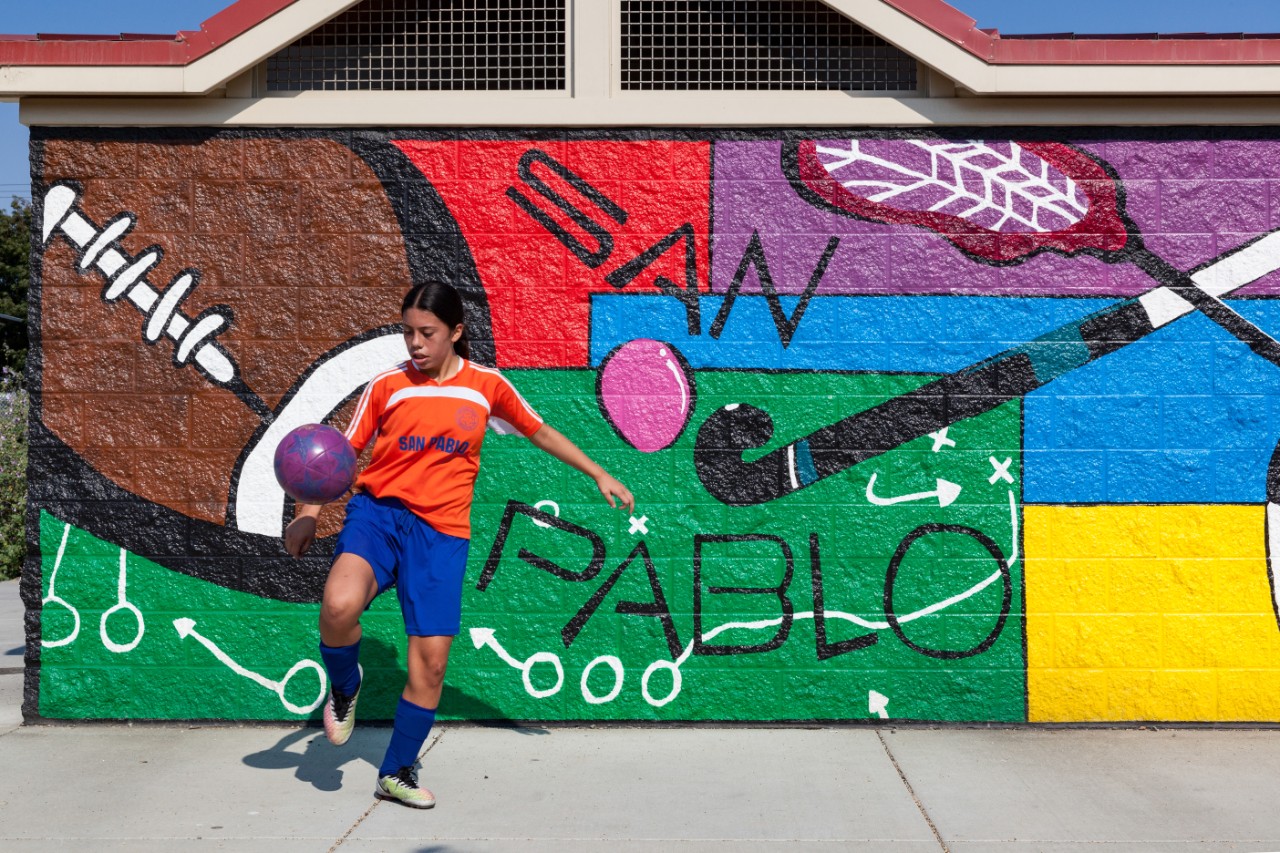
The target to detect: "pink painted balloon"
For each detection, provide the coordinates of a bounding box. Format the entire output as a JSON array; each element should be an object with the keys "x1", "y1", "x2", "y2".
[{"x1": 599, "y1": 339, "x2": 694, "y2": 453}]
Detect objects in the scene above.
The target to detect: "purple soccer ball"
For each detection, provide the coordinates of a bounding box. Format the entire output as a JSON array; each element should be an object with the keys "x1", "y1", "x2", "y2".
[{"x1": 273, "y1": 423, "x2": 358, "y2": 505}]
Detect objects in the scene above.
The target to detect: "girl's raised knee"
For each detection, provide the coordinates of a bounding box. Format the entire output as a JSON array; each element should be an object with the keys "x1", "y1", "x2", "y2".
[{"x1": 320, "y1": 597, "x2": 364, "y2": 632}]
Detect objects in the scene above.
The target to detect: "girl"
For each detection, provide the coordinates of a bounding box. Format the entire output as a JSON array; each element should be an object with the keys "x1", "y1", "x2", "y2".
[{"x1": 284, "y1": 281, "x2": 634, "y2": 809}]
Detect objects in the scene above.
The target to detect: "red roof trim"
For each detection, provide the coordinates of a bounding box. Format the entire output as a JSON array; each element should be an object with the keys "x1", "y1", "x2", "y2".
[
  {"x1": 2, "y1": 0, "x2": 1280, "y2": 69},
  {"x1": 0, "y1": 0, "x2": 296, "y2": 66},
  {"x1": 881, "y1": 0, "x2": 1280, "y2": 63}
]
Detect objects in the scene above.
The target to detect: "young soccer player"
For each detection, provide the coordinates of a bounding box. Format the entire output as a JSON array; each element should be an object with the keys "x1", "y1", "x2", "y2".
[{"x1": 284, "y1": 281, "x2": 634, "y2": 808}]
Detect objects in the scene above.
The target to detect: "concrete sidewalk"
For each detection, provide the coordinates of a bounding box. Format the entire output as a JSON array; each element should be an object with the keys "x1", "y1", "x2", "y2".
[{"x1": 3, "y1": 577, "x2": 1279, "y2": 852}]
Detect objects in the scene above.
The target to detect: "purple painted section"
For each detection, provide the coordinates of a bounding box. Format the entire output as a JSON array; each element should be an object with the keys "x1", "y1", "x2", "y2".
[{"x1": 711, "y1": 139, "x2": 1280, "y2": 297}]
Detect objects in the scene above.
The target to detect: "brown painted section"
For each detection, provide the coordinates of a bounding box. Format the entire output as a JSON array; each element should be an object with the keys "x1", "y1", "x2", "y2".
[{"x1": 40, "y1": 135, "x2": 408, "y2": 530}]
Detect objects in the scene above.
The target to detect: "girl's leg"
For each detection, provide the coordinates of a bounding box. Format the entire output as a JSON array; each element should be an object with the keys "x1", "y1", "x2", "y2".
[
  {"x1": 319, "y1": 554, "x2": 379, "y2": 745},
  {"x1": 404, "y1": 634, "x2": 454, "y2": 708},
  {"x1": 378, "y1": 635, "x2": 453, "y2": 779},
  {"x1": 319, "y1": 552, "x2": 380, "y2": 648}
]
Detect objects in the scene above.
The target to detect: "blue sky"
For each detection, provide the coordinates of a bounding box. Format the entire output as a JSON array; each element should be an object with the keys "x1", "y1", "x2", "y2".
[{"x1": 3, "y1": 0, "x2": 1280, "y2": 200}]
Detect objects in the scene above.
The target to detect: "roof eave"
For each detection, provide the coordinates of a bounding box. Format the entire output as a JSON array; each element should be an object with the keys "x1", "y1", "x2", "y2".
[
  {"x1": 0, "y1": 0, "x2": 360, "y2": 96},
  {"x1": 838, "y1": 0, "x2": 1280, "y2": 94},
  {"x1": 5, "y1": 0, "x2": 1280, "y2": 100}
]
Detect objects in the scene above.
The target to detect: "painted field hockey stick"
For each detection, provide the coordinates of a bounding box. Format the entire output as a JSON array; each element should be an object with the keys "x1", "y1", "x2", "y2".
[{"x1": 692, "y1": 139, "x2": 1280, "y2": 506}]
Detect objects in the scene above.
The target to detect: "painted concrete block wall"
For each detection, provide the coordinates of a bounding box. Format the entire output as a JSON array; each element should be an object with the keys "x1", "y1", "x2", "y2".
[{"x1": 22, "y1": 128, "x2": 1280, "y2": 723}]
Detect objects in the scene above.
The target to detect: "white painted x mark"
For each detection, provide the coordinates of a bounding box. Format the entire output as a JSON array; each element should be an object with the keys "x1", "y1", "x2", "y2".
[
  {"x1": 988, "y1": 456, "x2": 1014, "y2": 485},
  {"x1": 629, "y1": 515, "x2": 649, "y2": 536},
  {"x1": 928, "y1": 428, "x2": 956, "y2": 452}
]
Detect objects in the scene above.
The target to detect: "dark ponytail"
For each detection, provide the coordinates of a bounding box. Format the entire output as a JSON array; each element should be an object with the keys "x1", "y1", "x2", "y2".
[{"x1": 402, "y1": 281, "x2": 470, "y2": 358}]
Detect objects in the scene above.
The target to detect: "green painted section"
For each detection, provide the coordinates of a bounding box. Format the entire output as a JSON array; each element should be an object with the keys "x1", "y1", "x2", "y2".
[
  {"x1": 36, "y1": 511, "x2": 384, "y2": 721},
  {"x1": 39, "y1": 369, "x2": 1023, "y2": 722}
]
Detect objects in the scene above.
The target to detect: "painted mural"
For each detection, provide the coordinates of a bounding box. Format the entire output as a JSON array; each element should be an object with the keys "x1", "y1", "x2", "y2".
[{"x1": 23, "y1": 129, "x2": 1280, "y2": 723}]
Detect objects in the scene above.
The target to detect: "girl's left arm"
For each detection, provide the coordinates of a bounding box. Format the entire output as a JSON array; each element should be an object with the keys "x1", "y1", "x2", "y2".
[{"x1": 527, "y1": 424, "x2": 635, "y2": 513}]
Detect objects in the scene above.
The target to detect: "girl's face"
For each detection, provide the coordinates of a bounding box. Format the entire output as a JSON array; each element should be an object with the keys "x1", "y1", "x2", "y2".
[{"x1": 402, "y1": 306, "x2": 462, "y2": 376}]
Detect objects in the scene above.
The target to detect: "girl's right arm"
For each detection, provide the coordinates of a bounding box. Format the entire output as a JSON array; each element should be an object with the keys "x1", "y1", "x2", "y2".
[
  {"x1": 284, "y1": 503, "x2": 323, "y2": 558},
  {"x1": 287, "y1": 375, "x2": 377, "y2": 558}
]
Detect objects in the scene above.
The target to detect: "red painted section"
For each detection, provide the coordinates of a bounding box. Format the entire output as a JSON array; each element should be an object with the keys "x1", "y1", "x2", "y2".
[
  {"x1": 2, "y1": 0, "x2": 1280, "y2": 70},
  {"x1": 393, "y1": 140, "x2": 711, "y2": 369},
  {"x1": 796, "y1": 139, "x2": 1127, "y2": 263}
]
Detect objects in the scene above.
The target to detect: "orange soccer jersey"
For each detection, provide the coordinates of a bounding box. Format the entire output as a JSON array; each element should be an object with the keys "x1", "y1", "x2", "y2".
[{"x1": 343, "y1": 359, "x2": 544, "y2": 538}]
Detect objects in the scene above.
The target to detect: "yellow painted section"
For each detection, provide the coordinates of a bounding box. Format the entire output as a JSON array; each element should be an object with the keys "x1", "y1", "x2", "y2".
[{"x1": 1024, "y1": 504, "x2": 1280, "y2": 722}]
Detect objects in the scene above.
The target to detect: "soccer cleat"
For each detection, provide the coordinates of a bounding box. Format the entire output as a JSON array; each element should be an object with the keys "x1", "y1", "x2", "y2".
[
  {"x1": 375, "y1": 766, "x2": 436, "y2": 809},
  {"x1": 322, "y1": 664, "x2": 362, "y2": 746}
]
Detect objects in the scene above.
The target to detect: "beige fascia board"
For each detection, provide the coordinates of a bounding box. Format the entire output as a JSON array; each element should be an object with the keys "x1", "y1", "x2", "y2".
[
  {"x1": 0, "y1": 64, "x2": 187, "y2": 96},
  {"x1": 824, "y1": 0, "x2": 1280, "y2": 96},
  {"x1": 990, "y1": 64, "x2": 1280, "y2": 96},
  {"x1": 181, "y1": 0, "x2": 362, "y2": 94},
  {"x1": 0, "y1": 0, "x2": 360, "y2": 98},
  {"x1": 20, "y1": 93, "x2": 1280, "y2": 127}
]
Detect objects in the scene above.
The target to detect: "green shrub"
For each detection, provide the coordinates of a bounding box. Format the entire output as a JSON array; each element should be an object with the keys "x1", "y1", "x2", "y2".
[{"x1": 0, "y1": 369, "x2": 27, "y2": 580}]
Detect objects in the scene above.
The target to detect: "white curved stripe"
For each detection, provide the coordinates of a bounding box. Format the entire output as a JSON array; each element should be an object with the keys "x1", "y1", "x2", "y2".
[
  {"x1": 689, "y1": 496, "x2": 1019, "y2": 650},
  {"x1": 1006, "y1": 488, "x2": 1020, "y2": 570},
  {"x1": 662, "y1": 352, "x2": 688, "y2": 411},
  {"x1": 234, "y1": 333, "x2": 407, "y2": 537},
  {"x1": 343, "y1": 363, "x2": 407, "y2": 442},
  {"x1": 387, "y1": 385, "x2": 491, "y2": 413},
  {"x1": 1268, "y1": 502, "x2": 1280, "y2": 620}
]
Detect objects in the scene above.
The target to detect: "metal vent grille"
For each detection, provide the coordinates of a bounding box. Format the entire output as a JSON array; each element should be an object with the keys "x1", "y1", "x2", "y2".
[
  {"x1": 266, "y1": 0, "x2": 566, "y2": 91},
  {"x1": 620, "y1": 0, "x2": 918, "y2": 91}
]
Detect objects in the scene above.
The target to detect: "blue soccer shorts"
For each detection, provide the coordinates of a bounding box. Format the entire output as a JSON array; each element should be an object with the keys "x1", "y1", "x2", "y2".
[{"x1": 332, "y1": 492, "x2": 470, "y2": 636}]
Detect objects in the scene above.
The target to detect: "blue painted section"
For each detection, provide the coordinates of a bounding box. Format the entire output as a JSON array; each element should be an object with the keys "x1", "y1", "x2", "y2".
[
  {"x1": 1023, "y1": 323, "x2": 1093, "y2": 385},
  {"x1": 589, "y1": 293, "x2": 1280, "y2": 504},
  {"x1": 794, "y1": 439, "x2": 817, "y2": 487},
  {"x1": 590, "y1": 294, "x2": 1099, "y2": 372},
  {"x1": 1024, "y1": 301, "x2": 1280, "y2": 503}
]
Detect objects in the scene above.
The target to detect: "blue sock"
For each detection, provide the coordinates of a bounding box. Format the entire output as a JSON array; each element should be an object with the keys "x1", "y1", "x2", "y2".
[
  {"x1": 379, "y1": 697, "x2": 436, "y2": 777},
  {"x1": 319, "y1": 640, "x2": 361, "y2": 696}
]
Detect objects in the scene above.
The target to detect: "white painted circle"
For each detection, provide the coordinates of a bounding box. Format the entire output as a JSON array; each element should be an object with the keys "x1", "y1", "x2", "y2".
[
  {"x1": 276, "y1": 659, "x2": 328, "y2": 715},
  {"x1": 522, "y1": 651, "x2": 564, "y2": 699},
  {"x1": 531, "y1": 500, "x2": 561, "y2": 530},
  {"x1": 580, "y1": 655, "x2": 624, "y2": 704},
  {"x1": 40, "y1": 595, "x2": 80, "y2": 648},
  {"x1": 100, "y1": 603, "x2": 145, "y2": 653},
  {"x1": 641, "y1": 659, "x2": 682, "y2": 707}
]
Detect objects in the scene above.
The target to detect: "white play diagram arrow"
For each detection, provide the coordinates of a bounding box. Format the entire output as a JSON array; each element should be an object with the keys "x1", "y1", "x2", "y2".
[
  {"x1": 173, "y1": 617, "x2": 326, "y2": 715},
  {"x1": 470, "y1": 627, "x2": 524, "y2": 669},
  {"x1": 470, "y1": 627, "x2": 564, "y2": 699},
  {"x1": 865, "y1": 472, "x2": 962, "y2": 507},
  {"x1": 869, "y1": 690, "x2": 890, "y2": 719}
]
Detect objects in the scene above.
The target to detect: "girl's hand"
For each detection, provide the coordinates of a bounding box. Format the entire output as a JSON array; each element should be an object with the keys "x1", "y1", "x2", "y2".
[
  {"x1": 595, "y1": 473, "x2": 635, "y2": 514},
  {"x1": 284, "y1": 514, "x2": 317, "y2": 558},
  {"x1": 526, "y1": 424, "x2": 635, "y2": 513}
]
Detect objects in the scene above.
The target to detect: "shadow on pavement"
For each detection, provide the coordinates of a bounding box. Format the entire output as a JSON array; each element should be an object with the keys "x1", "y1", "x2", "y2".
[
  {"x1": 240, "y1": 635, "x2": 548, "y2": 790},
  {"x1": 241, "y1": 726, "x2": 381, "y2": 792}
]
